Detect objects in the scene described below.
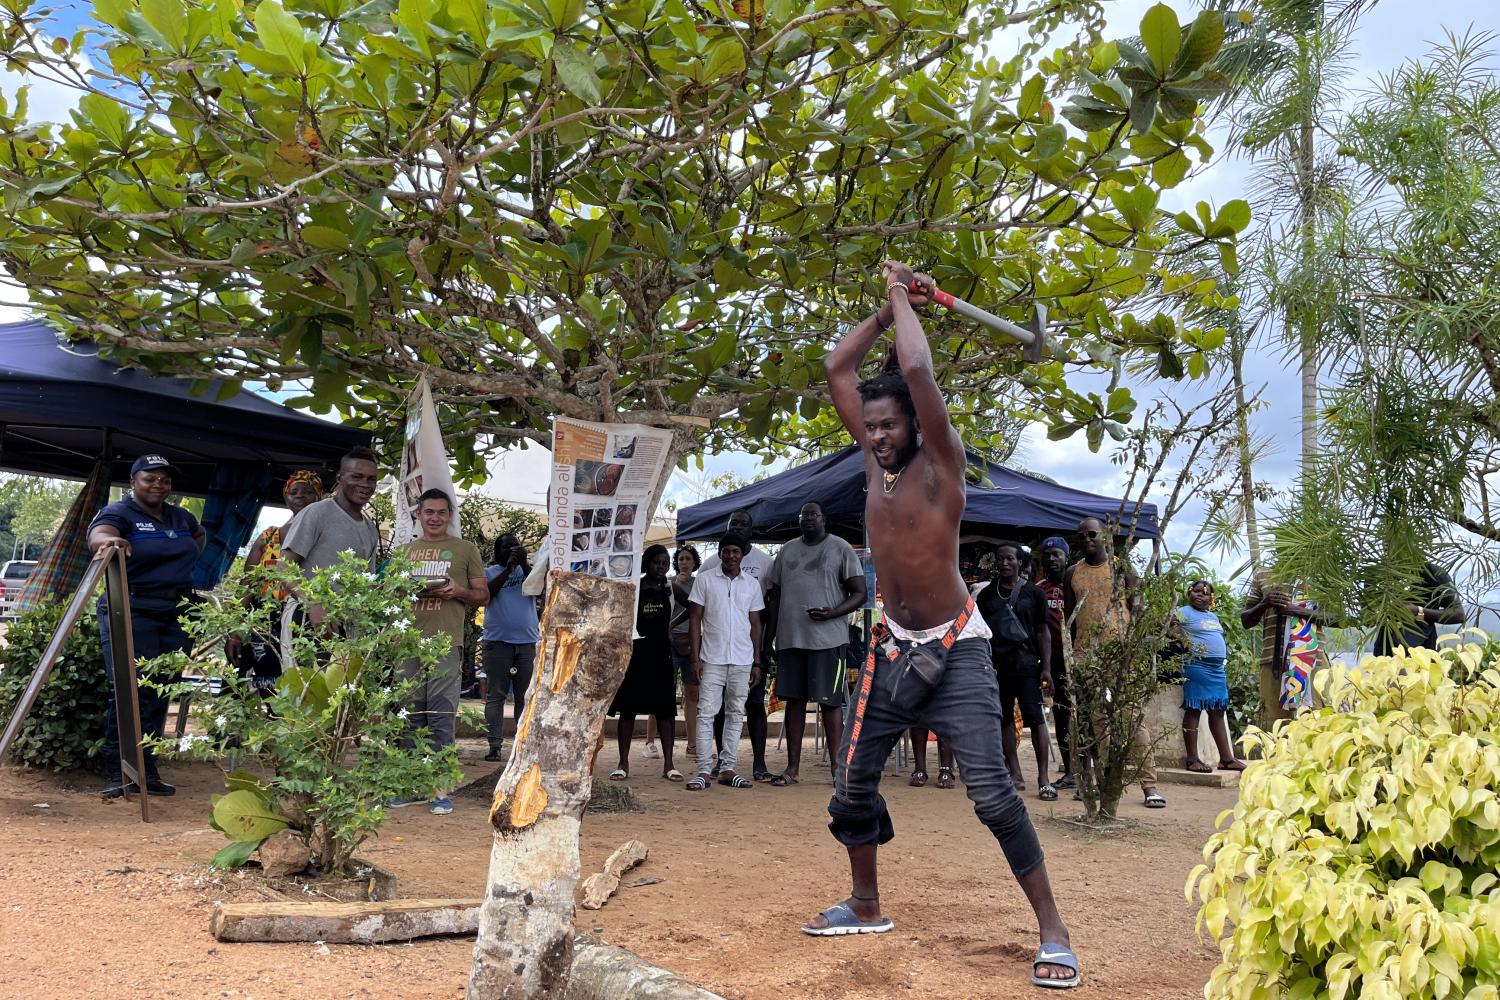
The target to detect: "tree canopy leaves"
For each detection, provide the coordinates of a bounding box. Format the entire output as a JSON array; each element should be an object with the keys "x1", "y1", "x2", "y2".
[{"x1": 0, "y1": 0, "x2": 1244, "y2": 479}]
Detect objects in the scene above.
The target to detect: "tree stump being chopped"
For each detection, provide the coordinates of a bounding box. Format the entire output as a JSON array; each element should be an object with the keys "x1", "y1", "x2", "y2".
[
  {"x1": 468, "y1": 571, "x2": 636, "y2": 999},
  {"x1": 580, "y1": 840, "x2": 648, "y2": 910}
]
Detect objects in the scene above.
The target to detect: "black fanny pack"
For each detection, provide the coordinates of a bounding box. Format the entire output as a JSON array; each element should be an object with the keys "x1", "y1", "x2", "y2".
[{"x1": 879, "y1": 595, "x2": 977, "y2": 713}]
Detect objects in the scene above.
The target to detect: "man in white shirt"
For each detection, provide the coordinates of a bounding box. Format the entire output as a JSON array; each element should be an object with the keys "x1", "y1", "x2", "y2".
[
  {"x1": 687, "y1": 532, "x2": 764, "y2": 791},
  {"x1": 700, "y1": 509, "x2": 775, "y2": 779}
]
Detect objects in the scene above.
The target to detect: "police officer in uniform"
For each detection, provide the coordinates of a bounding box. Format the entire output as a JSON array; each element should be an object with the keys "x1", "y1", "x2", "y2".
[{"x1": 88, "y1": 455, "x2": 205, "y2": 798}]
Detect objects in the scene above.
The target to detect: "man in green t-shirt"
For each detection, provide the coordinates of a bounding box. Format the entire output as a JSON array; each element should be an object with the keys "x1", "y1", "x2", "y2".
[{"x1": 395, "y1": 488, "x2": 487, "y2": 814}]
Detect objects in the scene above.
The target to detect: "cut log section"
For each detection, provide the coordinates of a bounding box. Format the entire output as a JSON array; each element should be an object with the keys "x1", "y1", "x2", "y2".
[
  {"x1": 468, "y1": 571, "x2": 637, "y2": 999},
  {"x1": 210, "y1": 898, "x2": 481, "y2": 943},
  {"x1": 580, "y1": 839, "x2": 648, "y2": 910}
]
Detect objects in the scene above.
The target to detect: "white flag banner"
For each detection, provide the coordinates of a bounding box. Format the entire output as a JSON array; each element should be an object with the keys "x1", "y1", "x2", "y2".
[
  {"x1": 393, "y1": 377, "x2": 462, "y2": 547},
  {"x1": 547, "y1": 418, "x2": 673, "y2": 580}
]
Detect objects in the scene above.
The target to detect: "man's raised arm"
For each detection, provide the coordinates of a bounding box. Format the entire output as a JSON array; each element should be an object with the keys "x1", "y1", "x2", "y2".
[
  {"x1": 825, "y1": 299, "x2": 896, "y2": 446},
  {"x1": 883, "y1": 261, "x2": 965, "y2": 471}
]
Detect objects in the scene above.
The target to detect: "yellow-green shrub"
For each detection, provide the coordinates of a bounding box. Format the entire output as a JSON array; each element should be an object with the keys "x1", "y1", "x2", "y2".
[{"x1": 1189, "y1": 639, "x2": 1500, "y2": 1000}]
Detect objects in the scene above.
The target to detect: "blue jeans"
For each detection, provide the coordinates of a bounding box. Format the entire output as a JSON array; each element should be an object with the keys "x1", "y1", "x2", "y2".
[
  {"x1": 829, "y1": 636, "x2": 1045, "y2": 878},
  {"x1": 100, "y1": 605, "x2": 189, "y2": 775}
]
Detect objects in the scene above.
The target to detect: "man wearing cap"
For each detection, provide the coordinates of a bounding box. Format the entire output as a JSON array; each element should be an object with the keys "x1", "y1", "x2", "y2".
[{"x1": 88, "y1": 454, "x2": 206, "y2": 799}]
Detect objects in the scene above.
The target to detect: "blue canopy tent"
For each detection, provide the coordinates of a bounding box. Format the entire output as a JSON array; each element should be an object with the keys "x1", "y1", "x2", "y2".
[
  {"x1": 675, "y1": 445, "x2": 1159, "y2": 545},
  {"x1": 0, "y1": 320, "x2": 371, "y2": 588}
]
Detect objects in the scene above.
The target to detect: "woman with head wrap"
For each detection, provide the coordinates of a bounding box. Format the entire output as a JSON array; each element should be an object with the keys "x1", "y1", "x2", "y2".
[{"x1": 225, "y1": 470, "x2": 325, "y2": 690}]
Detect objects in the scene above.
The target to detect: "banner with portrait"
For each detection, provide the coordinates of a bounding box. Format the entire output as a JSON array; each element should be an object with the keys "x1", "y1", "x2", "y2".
[
  {"x1": 393, "y1": 377, "x2": 461, "y2": 547},
  {"x1": 547, "y1": 418, "x2": 673, "y2": 581}
]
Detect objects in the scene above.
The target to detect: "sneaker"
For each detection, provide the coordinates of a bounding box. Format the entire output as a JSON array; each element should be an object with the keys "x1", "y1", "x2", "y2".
[
  {"x1": 388, "y1": 796, "x2": 425, "y2": 808},
  {"x1": 430, "y1": 797, "x2": 454, "y2": 815},
  {"x1": 642, "y1": 740, "x2": 661, "y2": 760}
]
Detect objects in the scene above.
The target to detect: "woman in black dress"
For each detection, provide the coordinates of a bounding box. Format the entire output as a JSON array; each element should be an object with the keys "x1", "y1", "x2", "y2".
[{"x1": 608, "y1": 545, "x2": 681, "y2": 780}]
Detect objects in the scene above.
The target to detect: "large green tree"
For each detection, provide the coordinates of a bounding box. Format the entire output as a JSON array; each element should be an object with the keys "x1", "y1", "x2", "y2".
[{"x1": 0, "y1": 0, "x2": 1243, "y2": 478}]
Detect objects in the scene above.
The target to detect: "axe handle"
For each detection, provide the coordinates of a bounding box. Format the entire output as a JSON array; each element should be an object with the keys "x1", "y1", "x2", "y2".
[{"x1": 896, "y1": 279, "x2": 1037, "y2": 348}]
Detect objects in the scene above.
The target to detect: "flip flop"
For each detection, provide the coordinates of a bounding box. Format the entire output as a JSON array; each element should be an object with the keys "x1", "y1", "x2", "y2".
[
  {"x1": 664, "y1": 768, "x2": 684, "y2": 782},
  {"x1": 1038, "y1": 784, "x2": 1058, "y2": 801},
  {"x1": 801, "y1": 901, "x2": 895, "y2": 937},
  {"x1": 1054, "y1": 774, "x2": 1077, "y2": 790},
  {"x1": 1032, "y1": 942, "x2": 1081, "y2": 989},
  {"x1": 685, "y1": 774, "x2": 712, "y2": 791},
  {"x1": 1185, "y1": 760, "x2": 1213, "y2": 773},
  {"x1": 1218, "y1": 759, "x2": 1247, "y2": 771},
  {"x1": 719, "y1": 774, "x2": 753, "y2": 788},
  {"x1": 937, "y1": 766, "x2": 955, "y2": 790},
  {"x1": 909, "y1": 769, "x2": 928, "y2": 787},
  {"x1": 1144, "y1": 791, "x2": 1167, "y2": 809},
  {"x1": 753, "y1": 768, "x2": 775, "y2": 783},
  {"x1": 769, "y1": 773, "x2": 799, "y2": 786},
  {"x1": 608, "y1": 768, "x2": 628, "y2": 781}
]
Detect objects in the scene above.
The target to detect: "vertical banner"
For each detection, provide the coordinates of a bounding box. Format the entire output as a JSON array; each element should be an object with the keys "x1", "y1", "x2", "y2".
[
  {"x1": 548, "y1": 418, "x2": 673, "y2": 580},
  {"x1": 393, "y1": 377, "x2": 462, "y2": 548}
]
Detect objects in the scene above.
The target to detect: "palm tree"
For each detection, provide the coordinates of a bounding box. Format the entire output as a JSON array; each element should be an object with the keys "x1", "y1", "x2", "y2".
[{"x1": 1206, "y1": 0, "x2": 1377, "y2": 478}]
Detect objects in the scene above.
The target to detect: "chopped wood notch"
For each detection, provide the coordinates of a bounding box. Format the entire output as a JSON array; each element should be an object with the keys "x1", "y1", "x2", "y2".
[
  {"x1": 211, "y1": 898, "x2": 481, "y2": 943},
  {"x1": 581, "y1": 840, "x2": 648, "y2": 910}
]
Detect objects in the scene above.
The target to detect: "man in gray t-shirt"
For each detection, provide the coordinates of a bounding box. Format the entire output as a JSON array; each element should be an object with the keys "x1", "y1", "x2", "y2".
[
  {"x1": 280, "y1": 448, "x2": 382, "y2": 627},
  {"x1": 764, "y1": 501, "x2": 867, "y2": 784}
]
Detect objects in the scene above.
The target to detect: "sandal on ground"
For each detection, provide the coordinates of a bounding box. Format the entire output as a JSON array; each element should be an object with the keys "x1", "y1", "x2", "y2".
[
  {"x1": 719, "y1": 773, "x2": 753, "y2": 789},
  {"x1": 1038, "y1": 783, "x2": 1058, "y2": 801},
  {"x1": 664, "y1": 768, "x2": 684, "y2": 782},
  {"x1": 1185, "y1": 759, "x2": 1213, "y2": 773},
  {"x1": 937, "y1": 766, "x2": 955, "y2": 789},
  {"x1": 753, "y1": 768, "x2": 774, "y2": 783},
  {"x1": 1032, "y1": 942, "x2": 1081, "y2": 989},
  {"x1": 769, "y1": 773, "x2": 799, "y2": 786},
  {"x1": 1054, "y1": 773, "x2": 1077, "y2": 790},
  {"x1": 1218, "y1": 759, "x2": 1247, "y2": 771},
  {"x1": 1144, "y1": 790, "x2": 1167, "y2": 809},
  {"x1": 685, "y1": 774, "x2": 712, "y2": 791},
  {"x1": 801, "y1": 901, "x2": 895, "y2": 937},
  {"x1": 608, "y1": 768, "x2": 628, "y2": 781},
  {"x1": 908, "y1": 769, "x2": 928, "y2": 787}
]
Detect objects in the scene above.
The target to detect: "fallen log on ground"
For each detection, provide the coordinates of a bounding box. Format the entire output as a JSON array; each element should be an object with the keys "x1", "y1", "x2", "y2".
[
  {"x1": 210, "y1": 898, "x2": 481, "y2": 943},
  {"x1": 580, "y1": 839, "x2": 648, "y2": 910},
  {"x1": 468, "y1": 571, "x2": 636, "y2": 999},
  {"x1": 564, "y1": 936, "x2": 726, "y2": 1000}
]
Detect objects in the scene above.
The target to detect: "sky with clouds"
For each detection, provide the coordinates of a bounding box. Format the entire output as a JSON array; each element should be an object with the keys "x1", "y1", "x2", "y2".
[{"x1": 3, "y1": 0, "x2": 1497, "y2": 585}]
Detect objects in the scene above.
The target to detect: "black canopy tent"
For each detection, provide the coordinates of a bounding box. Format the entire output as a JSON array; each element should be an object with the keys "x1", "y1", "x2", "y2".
[
  {"x1": 675, "y1": 445, "x2": 1159, "y2": 545},
  {"x1": 0, "y1": 319, "x2": 371, "y2": 587},
  {"x1": 0, "y1": 320, "x2": 368, "y2": 499}
]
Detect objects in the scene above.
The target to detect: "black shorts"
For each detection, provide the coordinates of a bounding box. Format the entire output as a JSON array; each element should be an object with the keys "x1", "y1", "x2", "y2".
[
  {"x1": 674, "y1": 648, "x2": 698, "y2": 686},
  {"x1": 775, "y1": 645, "x2": 847, "y2": 707},
  {"x1": 993, "y1": 646, "x2": 1045, "y2": 729}
]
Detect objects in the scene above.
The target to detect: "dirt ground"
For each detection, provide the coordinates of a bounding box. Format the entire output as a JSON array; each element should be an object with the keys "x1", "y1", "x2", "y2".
[{"x1": 0, "y1": 737, "x2": 1228, "y2": 999}]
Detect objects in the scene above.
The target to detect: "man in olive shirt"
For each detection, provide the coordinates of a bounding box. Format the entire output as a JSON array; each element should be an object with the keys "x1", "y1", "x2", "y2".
[{"x1": 396, "y1": 489, "x2": 487, "y2": 814}]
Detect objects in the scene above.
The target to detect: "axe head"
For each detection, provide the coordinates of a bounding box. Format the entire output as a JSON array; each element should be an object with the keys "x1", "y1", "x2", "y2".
[{"x1": 1025, "y1": 303, "x2": 1048, "y2": 365}]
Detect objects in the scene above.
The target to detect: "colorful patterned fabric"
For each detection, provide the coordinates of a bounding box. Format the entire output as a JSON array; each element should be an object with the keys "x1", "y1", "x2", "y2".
[
  {"x1": 1280, "y1": 581, "x2": 1320, "y2": 711},
  {"x1": 14, "y1": 460, "x2": 109, "y2": 613},
  {"x1": 283, "y1": 469, "x2": 325, "y2": 501}
]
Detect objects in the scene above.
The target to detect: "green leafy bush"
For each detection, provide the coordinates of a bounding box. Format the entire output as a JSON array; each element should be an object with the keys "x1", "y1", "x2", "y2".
[
  {"x1": 1190, "y1": 639, "x2": 1500, "y2": 999},
  {"x1": 146, "y1": 551, "x2": 462, "y2": 875},
  {"x1": 0, "y1": 601, "x2": 107, "y2": 770}
]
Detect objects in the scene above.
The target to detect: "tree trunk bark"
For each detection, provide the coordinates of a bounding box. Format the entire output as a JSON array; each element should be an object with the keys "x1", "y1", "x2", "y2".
[
  {"x1": 1230, "y1": 321, "x2": 1263, "y2": 569},
  {"x1": 467, "y1": 571, "x2": 637, "y2": 999},
  {"x1": 1297, "y1": 114, "x2": 1320, "y2": 474}
]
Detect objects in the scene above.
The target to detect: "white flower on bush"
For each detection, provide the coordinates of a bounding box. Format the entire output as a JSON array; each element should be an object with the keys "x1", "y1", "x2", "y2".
[
  {"x1": 392, "y1": 618, "x2": 411, "y2": 630},
  {"x1": 213, "y1": 714, "x2": 228, "y2": 730},
  {"x1": 396, "y1": 709, "x2": 409, "y2": 720},
  {"x1": 178, "y1": 734, "x2": 210, "y2": 752}
]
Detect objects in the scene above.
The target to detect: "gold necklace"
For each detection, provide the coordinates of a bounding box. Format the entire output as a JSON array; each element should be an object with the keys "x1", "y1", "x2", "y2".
[{"x1": 882, "y1": 467, "x2": 903, "y2": 493}]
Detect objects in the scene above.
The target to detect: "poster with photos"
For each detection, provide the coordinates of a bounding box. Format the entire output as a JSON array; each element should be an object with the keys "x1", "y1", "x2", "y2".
[{"x1": 548, "y1": 417, "x2": 672, "y2": 582}]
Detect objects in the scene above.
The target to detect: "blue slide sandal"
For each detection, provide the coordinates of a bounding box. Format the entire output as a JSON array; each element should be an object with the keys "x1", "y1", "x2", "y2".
[
  {"x1": 801, "y1": 901, "x2": 895, "y2": 937},
  {"x1": 1031, "y1": 942, "x2": 1081, "y2": 989}
]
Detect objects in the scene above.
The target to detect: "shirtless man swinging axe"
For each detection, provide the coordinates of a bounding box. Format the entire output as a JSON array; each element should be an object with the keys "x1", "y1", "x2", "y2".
[{"x1": 802, "y1": 261, "x2": 1079, "y2": 990}]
